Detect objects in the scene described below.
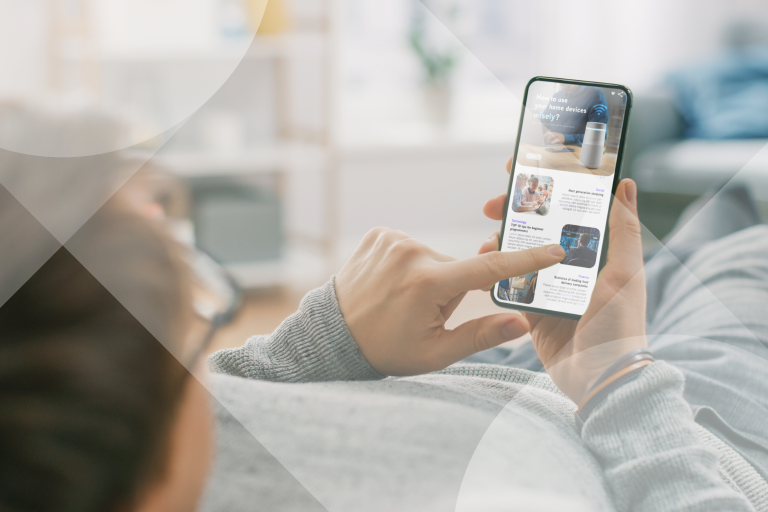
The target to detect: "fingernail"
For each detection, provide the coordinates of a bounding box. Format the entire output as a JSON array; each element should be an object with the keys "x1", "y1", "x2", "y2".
[
  {"x1": 624, "y1": 179, "x2": 637, "y2": 208},
  {"x1": 547, "y1": 244, "x2": 565, "y2": 258},
  {"x1": 502, "y1": 319, "x2": 522, "y2": 340},
  {"x1": 487, "y1": 233, "x2": 496, "y2": 242}
]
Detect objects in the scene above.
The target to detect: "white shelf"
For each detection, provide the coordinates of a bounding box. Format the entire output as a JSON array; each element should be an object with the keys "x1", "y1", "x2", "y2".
[
  {"x1": 154, "y1": 148, "x2": 284, "y2": 176},
  {"x1": 96, "y1": 33, "x2": 325, "y2": 63},
  {"x1": 224, "y1": 260, "x2": 284, "y2": 289},
  {"x1": 153, "y1": 143, "x2": 327, "y2": 177},
  {"x1": 223, "y1": 246, "x2": 330, "y2": 291}
]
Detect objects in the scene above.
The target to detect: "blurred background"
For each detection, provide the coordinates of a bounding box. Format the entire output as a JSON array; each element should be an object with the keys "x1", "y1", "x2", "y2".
[{"x1": 2, "y1": 0, "x2": 768, "y2": 352}]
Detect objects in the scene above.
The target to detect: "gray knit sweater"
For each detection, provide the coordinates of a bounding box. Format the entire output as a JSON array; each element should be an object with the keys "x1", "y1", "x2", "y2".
[{"x1": 201, "y1": 280, "x2": 766, "y2": 512}]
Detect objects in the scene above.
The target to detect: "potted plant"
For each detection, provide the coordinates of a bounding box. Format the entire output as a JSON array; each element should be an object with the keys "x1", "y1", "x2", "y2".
[{"x1": 408, "y1": 2, "x2": 459, "y2": 125}]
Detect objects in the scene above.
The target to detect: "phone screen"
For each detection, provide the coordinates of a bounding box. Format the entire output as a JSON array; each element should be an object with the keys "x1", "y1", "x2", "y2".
[{"x1": 493, "y1": 77, "x2": 631, "y2": 319}]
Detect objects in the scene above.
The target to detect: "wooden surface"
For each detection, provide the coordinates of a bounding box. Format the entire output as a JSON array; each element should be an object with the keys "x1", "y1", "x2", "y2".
[
  {"x1": 205, "y1": 289, "x2": 302, "y2": 357},
  {"x1": 517, "y1": 142, "x2": 616, "y2": 176}
]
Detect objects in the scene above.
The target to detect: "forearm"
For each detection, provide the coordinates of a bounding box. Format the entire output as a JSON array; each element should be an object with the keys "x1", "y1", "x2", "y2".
[
  {"x1": 207, "y1": 278, "x2": 385, "y2": 383},
  {"x1": 564, "y1": 133, "x2": 584, "y2": 145},
  {"x1": 580, "y1": 362, "x2": 752, "y2": 512}
]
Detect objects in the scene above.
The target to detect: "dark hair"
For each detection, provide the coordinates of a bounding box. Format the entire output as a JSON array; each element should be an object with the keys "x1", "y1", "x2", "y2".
[
  {"x1": 579, "y1": 232, "x2": 591, "y2": 246},
  {"x1": 0, "y1": 202, "x2": 191, "y2": 512}
]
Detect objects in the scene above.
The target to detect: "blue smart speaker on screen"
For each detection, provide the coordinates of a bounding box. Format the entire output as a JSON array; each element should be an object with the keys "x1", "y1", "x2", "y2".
[{"x1": 579, "y1": 121, "x2": 607, "y2": 169}]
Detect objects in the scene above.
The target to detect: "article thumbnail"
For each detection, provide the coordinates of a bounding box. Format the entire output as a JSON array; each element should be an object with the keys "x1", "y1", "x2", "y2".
[
  {"x1": 510, "y1": 173, "x2": 553, "y2": 216},
  {"x1": 559, "y1": 225, "x2": 601, "y2": 268},
  {"x1": 517, "y1": 81, "x2": 627, "y2": 176},
  {"x1": 497, "y1": 271, "x2": 538, "y2": 304}
]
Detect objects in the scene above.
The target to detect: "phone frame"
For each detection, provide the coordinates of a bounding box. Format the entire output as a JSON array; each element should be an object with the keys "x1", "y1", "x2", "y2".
[{"x1": 491, "y1": 76, "x2": 633, "y2": 320}]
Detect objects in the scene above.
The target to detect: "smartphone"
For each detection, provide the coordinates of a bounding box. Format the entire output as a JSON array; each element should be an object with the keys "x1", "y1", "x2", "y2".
[{"x1": 492, "y1": 76, "x2": 632, "y2": 320}]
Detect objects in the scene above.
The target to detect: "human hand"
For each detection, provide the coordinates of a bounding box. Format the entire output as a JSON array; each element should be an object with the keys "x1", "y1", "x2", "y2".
[
  {"x1": 543, "y1": 130, "x2": 565, "y2": 145},
  {"x1": 479, "y1": 158, "x2": 647, "y2": 403},
  {"x1": 335, "y1": 228, "x2": 565, "y2": 376}
]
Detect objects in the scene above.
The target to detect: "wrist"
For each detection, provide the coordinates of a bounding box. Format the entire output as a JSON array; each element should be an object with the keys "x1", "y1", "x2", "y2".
[
  {"x1": 576, "y1": 349, "x2": 657, "y2": 420},
  {"x1": 543, "y1": 338, "x2": 650, "y2": 404},
  {"x1": 586, "y1": 348, "x2": 655, "y2": 394},
  {"x1": 578, "y1": 359, "x2": 653, "y2": 413}
]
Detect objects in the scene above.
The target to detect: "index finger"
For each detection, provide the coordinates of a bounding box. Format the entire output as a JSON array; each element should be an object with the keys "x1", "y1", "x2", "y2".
[{"x1": 439, "y1": 244, "x2": 565, "y2": 294}]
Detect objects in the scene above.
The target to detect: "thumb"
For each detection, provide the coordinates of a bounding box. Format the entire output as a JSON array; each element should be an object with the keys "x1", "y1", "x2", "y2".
[
  {"x1": 431, "y1": 314, "x2": 529, "y2": 369},
  {"x1": 606, "y1": 179, "x2": 644, "y2": 277}
]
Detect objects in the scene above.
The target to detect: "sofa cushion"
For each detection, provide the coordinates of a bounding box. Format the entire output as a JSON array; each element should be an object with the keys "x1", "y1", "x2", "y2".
[{"x1": 633, "y1": 139, "x2": 768, "y2": 200}]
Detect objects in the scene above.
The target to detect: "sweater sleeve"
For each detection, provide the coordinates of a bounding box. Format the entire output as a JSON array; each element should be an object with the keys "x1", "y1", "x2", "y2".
[
  {"x1": 563, "y1": 133, "x2": 584, "y2": 146},
  {"x1": 580, "y1": 361, "x2": 753, "y2": 512},
  {"x1": 207, "y1": 278, "x2": 385, "y2": 383}
]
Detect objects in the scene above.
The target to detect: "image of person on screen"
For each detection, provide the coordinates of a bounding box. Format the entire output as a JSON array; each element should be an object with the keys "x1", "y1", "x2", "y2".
[
  {"x1": 497, "y1": 273, "x2": 534, "y2": 303},
  {"x1": 511, "y1": 173, "x2": 544, "y2": 213},
  {"x1": 523, "y1": 271, "x2": 538, "y2": 304},
  {"x1": 522, "y1": 176, "x2": 542, "y2": 205},
  {"x1": 562, "y1": 232, "x2": 598, "y2": 268},
  {"x1": 498, "y1": 278, "x2": 511, "y2": 301},
  {"x1": 542, "y1": 84, "x2": 608, "y2": 146}
]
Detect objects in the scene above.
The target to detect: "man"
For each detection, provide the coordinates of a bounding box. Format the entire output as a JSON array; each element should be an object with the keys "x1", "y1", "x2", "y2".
[
  {"x1": 511, "y1": 173, "x2": 543, "y2": 213},
  {"x1": 3, "y1": 106, "x2": 765, "y2": 512},
  {"x1": 202, "y1": 178, "x2": 766, "y2": 511},
  {"x1": 4, "y1": 176, "x2": 764, "y2": 512},
  {"x1": 562, "y1": 232, "x2": 598, "y2": 268},
  {"x1": 543, "y1": 84, "x2": 609, "y2": 146}
]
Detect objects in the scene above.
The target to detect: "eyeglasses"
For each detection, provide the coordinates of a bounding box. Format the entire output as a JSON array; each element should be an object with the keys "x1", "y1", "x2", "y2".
[{"x1": 179, "y1": 248, "x2": 241, "y2": 369}]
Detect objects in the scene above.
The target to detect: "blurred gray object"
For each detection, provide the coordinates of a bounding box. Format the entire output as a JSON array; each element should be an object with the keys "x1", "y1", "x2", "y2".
[
  {"x1": 623, "y1": 93, "x2": 768, "y2": 201},
  {"x1": 191, "y1": 179, "x2": 283, "y2": 266}
]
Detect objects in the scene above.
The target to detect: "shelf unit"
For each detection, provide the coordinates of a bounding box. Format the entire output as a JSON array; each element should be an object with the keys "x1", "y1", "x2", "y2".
[
  {"x1": 153, "y1": 143, "x2": 325, "y2": 177},
  {"x1": 47, "y1": 0, "x2": 98, "y2": 98},
  {"x1": 152, "y1": 140, "x2": 329, "y2": 290},
  {"x1": 50, "y1": 0, "x2": 338, "y2": 290},
  {"x1": 95, "y1": 32, "x2": 325, "y2": 64}
]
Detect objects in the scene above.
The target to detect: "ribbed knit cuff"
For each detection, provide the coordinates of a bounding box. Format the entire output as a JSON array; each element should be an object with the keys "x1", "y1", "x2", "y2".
[
  {"x1": 578, "y1": 361, "x2": 749, "y2": 511},
  {"x1": 207, "y1": 277, "x2": 385, "y2": 382},
  {"x1": 579, "y1": 361, "x2": 692, "y2": 445},
  {"x1": 577, "y1": 365, "x2": 648, "y2": 425}
]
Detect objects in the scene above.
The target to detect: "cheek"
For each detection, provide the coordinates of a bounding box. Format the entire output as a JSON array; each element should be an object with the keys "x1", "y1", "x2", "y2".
[
  {"x1": 187, "y1": 379, "x2": 214, "y2": 502},
  {"x1": 170, "y1": 376, "x2": 215, "y2": 512}
]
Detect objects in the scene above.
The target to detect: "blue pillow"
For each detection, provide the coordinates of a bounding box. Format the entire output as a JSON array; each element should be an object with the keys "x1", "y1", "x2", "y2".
[{"x1": 668, "y1": 44, "x2": 768, "y2": 139}]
